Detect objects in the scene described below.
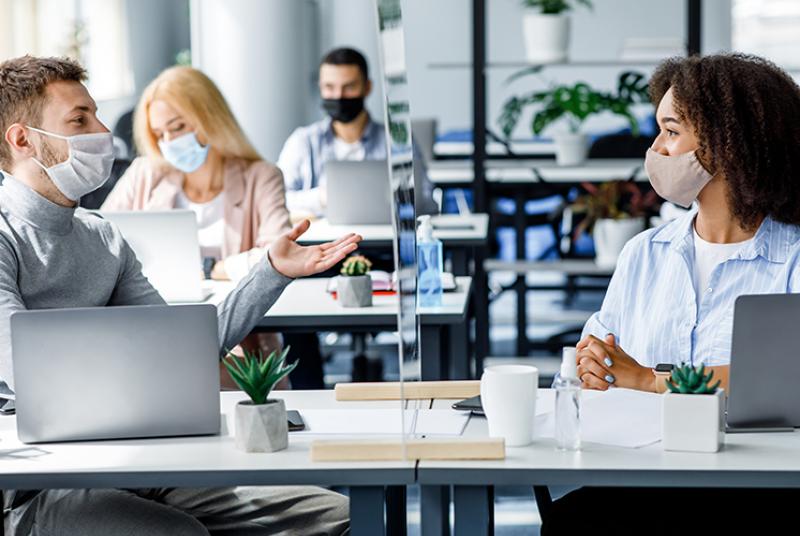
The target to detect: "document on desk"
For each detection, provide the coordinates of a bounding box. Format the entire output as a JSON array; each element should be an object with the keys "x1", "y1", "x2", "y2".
[
  {"x1": 294, "y1": 409, "x2": 470, "y2": 437},
  {"x1": 535, "y1": 388, "x2": 662, "y2": 448}
]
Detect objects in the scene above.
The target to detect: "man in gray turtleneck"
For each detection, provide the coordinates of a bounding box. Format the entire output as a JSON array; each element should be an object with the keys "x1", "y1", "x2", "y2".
[{"x1": 0, "y1": 56, "x2": 358, "y2": 534}]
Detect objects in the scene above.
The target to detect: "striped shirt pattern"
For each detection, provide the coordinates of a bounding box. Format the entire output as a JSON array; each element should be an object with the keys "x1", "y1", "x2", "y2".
[{"x1": 582, "y1": 209, "x2": 800, "y2": 367}]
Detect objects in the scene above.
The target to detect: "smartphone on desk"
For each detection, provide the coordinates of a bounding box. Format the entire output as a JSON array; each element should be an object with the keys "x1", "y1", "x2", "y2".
[
  {"x1": 287, "y1": 410, "x2": 305, "y2": 431},
  {"x1": 451, "y1": 395, "x2": 483, "y2": 416}
]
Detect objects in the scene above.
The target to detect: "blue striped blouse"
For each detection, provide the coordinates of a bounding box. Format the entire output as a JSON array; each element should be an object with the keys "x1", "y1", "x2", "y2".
[{"x1": 582, "y1": 209, "x2": 800, "y2": 367}]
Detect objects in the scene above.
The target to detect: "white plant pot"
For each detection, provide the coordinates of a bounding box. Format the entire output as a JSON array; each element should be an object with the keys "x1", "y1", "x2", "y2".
[
  {"x1": 235, "y1": 399, "x2": 288, "y2": 453},
  {"x1": 522, "y1": 11, "x2": 570, "y2": 64},
  {"x1": 593, "y1": 217, "x2": 644, "y2": 268},
  {"x1": 553, "y1": 133, "x2": 589, "y2": 166},
  {"x1": 662, "y1": 390, "x2": 725, "y2": 453},
  {"x1": 337, "y1": 275, "x2": 372, "y2": 308}
]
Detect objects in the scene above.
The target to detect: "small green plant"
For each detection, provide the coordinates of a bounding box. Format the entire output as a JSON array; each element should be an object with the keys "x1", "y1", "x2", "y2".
[
  {"x1": 341, "y1": 255, "x2": 372, "y2": 277},
  {"x1": 522, "y1": 0, "x2": 592, "y2": 14},
  {"x1": 498, "y1": 71, "x2": 649, "y2": 138},
  {"x1": 223, "y1": 347, "x2": 297, "y2": 405},
  {"x1": 666, "y1": 363, "x2": 721, "y2": 395}
]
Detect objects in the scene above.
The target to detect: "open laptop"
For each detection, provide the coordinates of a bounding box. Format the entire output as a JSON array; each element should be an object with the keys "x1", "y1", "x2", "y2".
[
  {"x1": 726, "y1": 293, "x2": 800, "y2": 431},
  {"x1": 11, "y1": 305, "x2": 221, "y2": 443},
  {"x1": 326, "y1": 160, "x2": 392, "y2": 225},
  {"x1": 100, "y1": 210, "x2": 210, "y2": 302}
]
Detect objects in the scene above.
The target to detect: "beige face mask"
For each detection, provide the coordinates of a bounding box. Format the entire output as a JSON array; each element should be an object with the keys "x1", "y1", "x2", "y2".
[{"x1": 644, "y1": 148, "x2": 713, "y2": 208}]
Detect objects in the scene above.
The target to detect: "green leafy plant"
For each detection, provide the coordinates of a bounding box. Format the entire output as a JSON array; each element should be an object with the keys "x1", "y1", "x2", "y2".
[
  {"x1": 223, "y1": 347, "x2": 297, "y2": 405},
  {"x1": 666, "y1": 363, "x2": 721, "y2": 395},
  {"x1": 341, "y1": 255, "x2": 372, "y2": 277},
  {"x1": 522, "y1": 0, "x2": 592, "y2": 14},
  {"x1": 498, "y1": 71, "x2": 649, "y2": 138},
  {"x1": 570, "y1": 180, "x2": 660, "y2": 236}
]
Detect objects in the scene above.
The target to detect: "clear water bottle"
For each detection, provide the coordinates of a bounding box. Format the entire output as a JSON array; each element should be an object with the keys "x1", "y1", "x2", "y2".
[
  {"x1": 555, "y1": 346, "x2": 581, "y2": 451},
  {"x1": 417, "y1": 215, "x2": 443, "y2": 307}
]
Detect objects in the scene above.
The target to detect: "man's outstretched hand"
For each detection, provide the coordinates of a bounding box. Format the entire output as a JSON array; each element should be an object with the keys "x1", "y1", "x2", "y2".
[{"x1": 268, "y1": 220, "x2": 362, "y2": 279}]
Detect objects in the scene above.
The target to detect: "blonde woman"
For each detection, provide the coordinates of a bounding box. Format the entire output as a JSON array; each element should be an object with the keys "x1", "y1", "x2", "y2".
[
  {"x1": 103, "y1": 66, "x2": 291, "y2": 281},
  {"x1": 103, "y1": 66, "x2": 292, "y2": 386}
]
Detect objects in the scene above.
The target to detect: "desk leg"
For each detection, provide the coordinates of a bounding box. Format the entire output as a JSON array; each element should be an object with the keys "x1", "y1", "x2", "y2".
[
  {"x1": 421, "y1": 325, "x2": 445, "y2": 381},
  {"x1": 386, "y1": 486, "x2": 407, "y2": 536},
  {"x1": 350, "y1": 486, "x2": 385, "y2": 536},
  {"x1": 453, "y1": 485, "x2": 493, "y2": 536},
  {"x1": 421, "y1": 485, "x2": 451, "y2": 536},
  {"x1": 449, "y1": 320, "x2": 470, "y2": 379},
  {"x1": 451, "y1": 248, "x2": 469, "y2": 276}
]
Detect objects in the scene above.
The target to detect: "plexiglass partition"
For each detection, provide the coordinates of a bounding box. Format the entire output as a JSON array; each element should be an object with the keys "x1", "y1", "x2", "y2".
[{"x1": 373, "y1": 0, "x2": 420, "y2": 451}]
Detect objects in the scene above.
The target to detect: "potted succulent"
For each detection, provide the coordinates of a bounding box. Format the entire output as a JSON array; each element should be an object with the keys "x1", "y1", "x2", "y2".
[
  {"x1": 337, "y1": 254, "x2": 373, "y2": 308},
  {"x1": 521, "y1": 0, "x2": 592, "y2": 64},
  {"x1": 499, "y1": 71, "x2": 649, "y2": 165},
  {"x1": 662, "y1": 363, "x2": 725, "y2": 453},
  {"x1": 569, "y1": 180, "x2": 659, "y2": 267},
  {"x1": 224, "y1": 347, "x2": 298, "y2": 453}
]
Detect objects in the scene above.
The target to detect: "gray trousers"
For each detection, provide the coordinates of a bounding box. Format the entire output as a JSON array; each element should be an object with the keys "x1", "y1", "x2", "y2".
[{"x1": 5, "y1": 486, "x2": 349, "y2": 535}]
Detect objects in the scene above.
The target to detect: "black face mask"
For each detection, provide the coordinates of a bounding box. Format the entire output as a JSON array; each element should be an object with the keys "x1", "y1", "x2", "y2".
[{"x1": 322, "y1": 97, "x2": 365, "y2": 123}]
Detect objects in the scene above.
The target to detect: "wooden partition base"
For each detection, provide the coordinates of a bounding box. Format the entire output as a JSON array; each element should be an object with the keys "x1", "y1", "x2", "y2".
[
  {"x1": 311, "y1": 438, "x2": 504, "y2": 462},
  {"x1": 335, "y1": 381, "x2": 480, "y2": 401}
]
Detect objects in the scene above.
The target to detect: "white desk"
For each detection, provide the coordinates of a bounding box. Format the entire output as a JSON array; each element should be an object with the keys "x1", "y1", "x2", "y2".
[
  {"x1": 206, "y1": 277, "x2": 474, "y2": 380},
  {"x1": 297, "y1": 214, "x2": 489, "y2": 249},
  {"x1": 418, "y1": 390, "x2": 800, "y2": 536},
  {"x1": 0, "y1": 391, "x2": 413, "y2": 535}
]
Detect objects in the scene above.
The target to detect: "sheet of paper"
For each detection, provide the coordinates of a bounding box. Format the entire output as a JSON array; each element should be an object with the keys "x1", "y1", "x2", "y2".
[
  {"x1": 293, "y1": 409, "x2": 469, "y2": 437},
  {"x1": 534, "y1": 388, "x2": 662, "y2": 448}
]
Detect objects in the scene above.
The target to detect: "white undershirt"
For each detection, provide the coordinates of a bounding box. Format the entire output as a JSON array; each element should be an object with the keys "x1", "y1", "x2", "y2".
[
  {"x1": 175, "y1": 190, "x2": 226, "y2": 260},
  {"x1": 692, "y1": 225, "x2": 753, "y2": 304},
  {"x1": 333, "y1": 137, "x2": 366, "y2": 161}
]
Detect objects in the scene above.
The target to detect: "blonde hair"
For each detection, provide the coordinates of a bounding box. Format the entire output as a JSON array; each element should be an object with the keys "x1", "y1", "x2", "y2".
[{"x1": 134, "y1": 66, "x2": 261, "y2": 162}]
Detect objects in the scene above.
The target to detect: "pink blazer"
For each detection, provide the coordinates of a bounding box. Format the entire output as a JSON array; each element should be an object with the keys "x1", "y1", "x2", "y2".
[{"x1": 102, "y1": 156, "x2": 291, "y2": 278}]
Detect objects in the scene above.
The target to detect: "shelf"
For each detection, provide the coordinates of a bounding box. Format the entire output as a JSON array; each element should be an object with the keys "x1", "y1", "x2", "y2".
[{"x1": 428, "y1": 60, "x2": 665, "y2": 70}]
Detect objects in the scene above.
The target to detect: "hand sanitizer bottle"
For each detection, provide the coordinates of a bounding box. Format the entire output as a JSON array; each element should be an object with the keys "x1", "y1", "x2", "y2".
[
  {"x1": 555, "y1": 346, "x2": 581, "y2": 451},
  {"x1": 417, "y1": 215, "x2": 443, "y2": 307}
]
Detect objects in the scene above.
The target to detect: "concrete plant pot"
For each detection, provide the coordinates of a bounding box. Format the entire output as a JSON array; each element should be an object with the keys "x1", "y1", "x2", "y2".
[
  {"x1": 662, "y1": 389, "x2": 725, "y2": 453},
  {"x1": 553, "y1": 132, "x2": 589, "y2": 166},
  {"x1": 522, "y1": 11, "x2": 570, "y2": 64},
  {"x1": 593, "y1": 217, "x2": 645, "y2": 268},
  {"x1": 235, "y1": 399, "x2": 288, "y2": 453},
  {"x1": 337, "y1": 275, "x2": 372, "y2": 308}
]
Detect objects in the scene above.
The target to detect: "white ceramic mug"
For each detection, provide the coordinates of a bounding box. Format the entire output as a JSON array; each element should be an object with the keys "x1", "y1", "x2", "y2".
[{"x1": 480, "y1": 365, "x2": 538, "y2": 447}]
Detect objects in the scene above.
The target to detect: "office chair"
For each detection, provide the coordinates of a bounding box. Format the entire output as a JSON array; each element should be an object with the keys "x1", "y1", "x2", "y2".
[{"x1": 113, "y1": 109, "x2": 135, "y2": 159}]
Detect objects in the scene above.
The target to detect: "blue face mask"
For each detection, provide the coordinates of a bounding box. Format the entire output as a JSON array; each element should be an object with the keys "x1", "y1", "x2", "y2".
[{"x1": 158, "y1": 132, "x2": 209, "y2": 173}]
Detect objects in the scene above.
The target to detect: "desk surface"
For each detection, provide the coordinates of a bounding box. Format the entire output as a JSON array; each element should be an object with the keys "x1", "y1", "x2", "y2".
[
  {"x1": 296, "y1": 214, "x2": 489, "y2": 246},
  {"x1": 0, "y1": 391, "x2": 415, "y2": 490},
  {"x1": 419, "y1": 390, "x2": 800, "y2": 489},
  {"x1": 205, "y1": 276, "x2": 473, "y2": 328}
]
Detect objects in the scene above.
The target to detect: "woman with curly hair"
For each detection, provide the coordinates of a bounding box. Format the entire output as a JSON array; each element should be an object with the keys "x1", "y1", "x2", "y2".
[{"x1": 541, "y1": 53, "x2": 800, "y2": 535}]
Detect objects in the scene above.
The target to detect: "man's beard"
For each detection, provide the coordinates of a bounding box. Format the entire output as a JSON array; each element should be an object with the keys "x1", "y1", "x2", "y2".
[{"x1": 37, "y1": 138, "x2": 67, "y2": 170}]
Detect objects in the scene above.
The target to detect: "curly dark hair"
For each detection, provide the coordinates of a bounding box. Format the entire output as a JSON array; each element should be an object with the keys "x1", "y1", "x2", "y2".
[{"x1": 649, "y1": 53, "x2": 800, "y2": 230}]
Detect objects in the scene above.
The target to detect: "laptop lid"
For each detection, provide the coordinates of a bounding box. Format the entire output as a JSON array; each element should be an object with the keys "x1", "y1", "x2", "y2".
[
  {"x1": 326, "y1": 160, "x2": 392, "y2": 225},
  {"x1": 727, "y1": 293, "x2": 800, "y2": 430},
  {"x1": 100, "y1": 210, "x2": 206, "y2": 302},
  {"x1": 11, "y1": 304, "x2": 221, "y2": 443}
]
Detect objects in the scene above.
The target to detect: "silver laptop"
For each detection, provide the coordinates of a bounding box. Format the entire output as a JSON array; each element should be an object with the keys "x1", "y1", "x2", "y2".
[
  {"x1": 727, "y1": 293, "x2": 800, "y2": 431},
  {"x1": 326, "y1": 160, "x2": 392, "y2": 225},
  {"x1": 11, "y1": 305, "x2": 221, "y2": 443},
  {"x1": 100, "y1": 210, "x2": 209, "y2": 302}
]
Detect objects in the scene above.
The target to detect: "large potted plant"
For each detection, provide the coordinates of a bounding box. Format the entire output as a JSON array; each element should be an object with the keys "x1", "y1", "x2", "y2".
[
  {"x1": 337, "y1": 254, "x2": 373, "y2": 308},
  {"x1": 499, "y1": 71, "x2": 649, "y2": 166},
  {"x1": 662, "y1": 363, "x2": 725, "y2": 453},
  {"x1": 224, "y1": 347, "x2": 298, "y2": 453},
  {"x1": 521, "y1": 0, "x2": 592, "y2": 64},
  {"x1": 570, "y1": 180, "x2": 659, "y2": 267}
]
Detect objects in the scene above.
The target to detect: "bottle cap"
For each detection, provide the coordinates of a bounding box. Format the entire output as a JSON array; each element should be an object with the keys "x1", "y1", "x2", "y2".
[
  {"x1": 560, "y1": 346, "x2": 577, "y2": 379},
  {"x1": 417, "y1": 215, "x2": 434, "y2": 242}
]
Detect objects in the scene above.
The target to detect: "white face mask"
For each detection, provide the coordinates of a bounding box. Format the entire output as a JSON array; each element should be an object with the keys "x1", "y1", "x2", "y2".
[
  {"x1": 644, "y1": 148, "x2": 714, "y2": 209},
  {"x1": 27, "y1": 126, "x2": 114, "y2": 202}
]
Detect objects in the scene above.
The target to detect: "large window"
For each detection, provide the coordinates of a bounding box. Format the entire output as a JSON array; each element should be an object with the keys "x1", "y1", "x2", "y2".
[
  {"x1": 0, "y1": 0, "x2": 134, "y2": 100},
  {"x1": 733, "y1": 0, "x2": 800, "y2": 69}
]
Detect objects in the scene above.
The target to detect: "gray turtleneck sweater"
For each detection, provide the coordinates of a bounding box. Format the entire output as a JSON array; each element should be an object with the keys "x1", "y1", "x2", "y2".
[{"x1": 0, "y1": 176, "x2": 292, "y2": 395}]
